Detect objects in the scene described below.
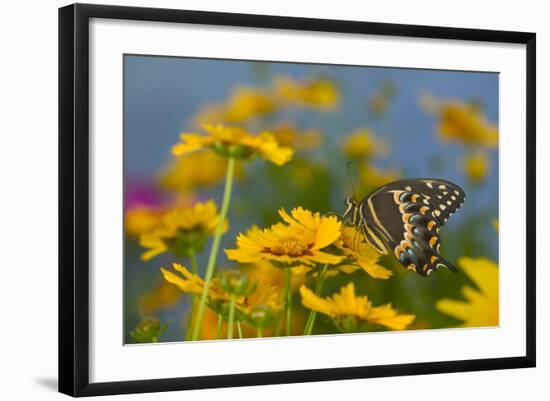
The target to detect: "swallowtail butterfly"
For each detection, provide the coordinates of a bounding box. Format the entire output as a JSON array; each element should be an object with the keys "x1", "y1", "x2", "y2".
[{"x1": 343, "y1": 179, "x2": 465, "y2": 277}]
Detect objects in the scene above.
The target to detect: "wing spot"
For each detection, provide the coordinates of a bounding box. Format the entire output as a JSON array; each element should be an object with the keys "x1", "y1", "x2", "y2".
[
  {"x1": 439, "y1": 184, "x2": 446, "y2": 190},
  {"x1": 429, "y1": 236, "x2": 438, "y2": 247},
  {"x1": 440, "y1": 205, "x2": 447, "y2": 210},
  {"x1": 451, "y1": 195, "x2": 457, "y2": 201},
  {"x1": 427, "y1": 220, "x2": 437, "y2": 230},
  {"x1": 426, "y1": 182, "x2": 433, "y2": 189},
  {"x1": 446, "y1": 201, "x2": 452, "y2": 206},
  {"x1": 454, "y1": 190, "x2": 460, "y2": 195},
  {"x1": 404, "y1": 185, "x2": 412, "y2": 191},
  {"x1": 434, "y1": 210, "x2": 441, "y2": 217},
  {"x1": 437, "y1": 195, "x2": 442, "y2": 199},
  {"x1": 443, "y1": 191, "x2": 448, "y2": 195}
]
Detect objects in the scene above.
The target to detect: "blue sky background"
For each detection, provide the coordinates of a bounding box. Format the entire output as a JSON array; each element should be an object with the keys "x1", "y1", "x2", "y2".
[{"x1": 124, "y1": 55, "x2": 498, "y2": 185}]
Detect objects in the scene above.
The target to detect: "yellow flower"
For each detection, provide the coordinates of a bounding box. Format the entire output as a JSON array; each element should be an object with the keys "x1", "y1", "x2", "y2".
[
  {"x1": 172, "y1": 123, "x2": 293, "y2": 166},
  {"x1": 225, "y1": 207, "x2": 344, "y2": 267},
  {"x1": 161, "y1": 263, "x2": 281, "y2": 315},
  {"x1": 300, "y1": 282, "x2": 415, "y2": 331},
  {"x1": 273, "y1": 75, "x2": 339, "y2": 110},
  {"x1": 243, "y1": 261, "x2": 309, "y2": 292},
  {"x1": 464, "y1": 151, "x2": 490, "y2": 183},
  {"x1": 139, "y1": 200, "x2": 226, "y2": 261},
  {"x1": 125, "y1": 207, "x2": 166, "y2": 237},
  {"x1": 160, "y1": 150, "x2": 243, "y2": 194},
  {"x1": 359, "y1": 163, "x2": 400, "y2": 191},
  {"x1": 161, "y1": 263, "x2": 228, "y2": 300},
  {"x1": 270, "y1": 121, "x2": 323, "y2": 151},
  {"x1": 436, "y1": 257, "x2": 499, "y2": 327},
  {"x1": 420, "y1": 93, "x2": 498, "y2": 147},
  {"x1": 335, "y1": 226, "x2": 392, "y2": 279},
  {"x1": 341, "y1": 129, "x2": 389, "y2": 160},
  {"x1": 194, "y1": 86, "x2": 276, "y2": 124}
]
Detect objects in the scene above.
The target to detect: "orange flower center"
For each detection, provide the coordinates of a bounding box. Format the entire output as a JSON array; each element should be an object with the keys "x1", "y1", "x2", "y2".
[{"x1": 264, "y1": 236, "x2": 312, "y2": 257}]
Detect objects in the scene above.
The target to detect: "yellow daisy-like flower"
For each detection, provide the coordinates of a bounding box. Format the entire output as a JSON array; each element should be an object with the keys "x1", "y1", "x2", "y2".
[
  {"x1": 335, "y1": 226, "x2": 392, "y2": 279},
  {"x1": 160, "y1": 150, "x2": 243, "y2": 194},
  {"x1": 359, "y1": 163, "x2": 400, "y2": 191},
  {"x1": 420, "y1": 93, "x2": 498, "y2": 147},
  {"x1": 341, "y1": 129, "x2": 389, "y2": 160},
  {"x1": 125, "y1": 207, "x2": 166, "y2": 237},
  {"x1": 273, "y1": 75, "x2": 339, "y2": 110},
  {"x1": 270, "y1": 121, "x2": 323, "y2": 151},
  {"x1": 225, "y1": 207, "x2": 344, "y2": 267},
  {"x1": 160, "y1": 263, "x2": 281, "y2": 315},
  {"x1": 300, "y1": 282, "x2": 415, "y2": 331},
  {"x1": 194, "y1": 86, "x2": 276, "y2": 125},
  {"x1": 436, "y1": 257, "x2": 499, "y2": 327},
  {"x1": 172, "y1": 123, "x2": 293, "y2": 166},
  {"x1": 139, "y1": 200, "x2": 226, "y2": 261},
  {"x1": 464, "y1": 151, "x2": 490, "y2": 183}
]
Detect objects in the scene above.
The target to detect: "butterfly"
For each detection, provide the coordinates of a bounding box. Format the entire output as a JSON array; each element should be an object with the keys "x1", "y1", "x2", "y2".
[{"x1": 343, "y1": 179, "x2": 465, "y2": 277}]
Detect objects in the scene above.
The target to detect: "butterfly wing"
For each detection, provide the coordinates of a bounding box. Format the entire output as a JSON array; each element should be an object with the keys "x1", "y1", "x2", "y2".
[{"x1": 360, "y1": 179, "x2": 465, "y2": 277}]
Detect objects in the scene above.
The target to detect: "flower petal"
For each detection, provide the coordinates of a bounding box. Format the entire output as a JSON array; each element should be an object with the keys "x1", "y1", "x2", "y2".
[
  {"x1": 458, "y1": 257, "x2": 499, "y2": 301},
  {"x1": 300, "y1": 285, "x2": 335, "y2": 317}
]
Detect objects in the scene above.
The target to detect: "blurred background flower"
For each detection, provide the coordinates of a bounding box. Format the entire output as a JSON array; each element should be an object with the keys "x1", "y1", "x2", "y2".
[
  {"x1": 436, "y1": 257, "x2": 499, "y2": 327},
  {"x1": 463, "y1": 151, "x2": 490, "y2": 183},
  {"x1": 140, "y1": 200, "x2": 227, "y2": 261}
]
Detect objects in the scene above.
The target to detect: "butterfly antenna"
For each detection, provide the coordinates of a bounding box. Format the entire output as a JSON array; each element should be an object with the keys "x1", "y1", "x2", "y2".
[{"x1": 347, "y1": 160, "x2": 358, "y2": 199}]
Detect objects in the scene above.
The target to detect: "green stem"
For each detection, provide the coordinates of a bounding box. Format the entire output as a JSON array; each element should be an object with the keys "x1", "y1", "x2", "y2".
[
  {"x1": 257, "y1": 327, "x2": 263, "y2": 338},
  {"x1": 189, "y1": 249, "x2": 199, "y2": 275},
  {"x1": 215, "y1": 314, "x2": 223, "y2": 340},
  {"x1": 227, "y1": 295, "x2": 237, "y2": 340},
  {"x1": 192, "y1": 158, "x2": 235, "y2": 341},
  {"x1": 304, "y1": 264, "x2": 328, "y2": 335},
  {"x1": 185, "y1": 250, "x2": 199, "y2": 340},
  {"x1": 237, "y1": 321, "x2": 243, "y2": 339},
  {"x1": 284, "y1": 268, "x2": 292, "y2": 336},
  {"x1": 274, "y1": 313, "x2": 283, "y2": 337}
]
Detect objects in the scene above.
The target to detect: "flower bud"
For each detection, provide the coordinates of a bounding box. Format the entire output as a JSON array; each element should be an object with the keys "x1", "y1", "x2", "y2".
[
  {"x1": 246, "y1": 305, "x2": 275, "y2": 328},
  {"x1": 130, "y1": 317, "x2": 171, "y2": 343},
  {"x1": 219, "y1": 270, "x2": 256, "y2": 296},
  {"x1": 211, "y1": 141, "x2": 254, "y2": 160}
]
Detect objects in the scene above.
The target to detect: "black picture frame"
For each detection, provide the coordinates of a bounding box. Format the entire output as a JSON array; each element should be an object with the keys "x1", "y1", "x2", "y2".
[{"x1": 59, "y1": 3, "x2": 536, "y2": 397}]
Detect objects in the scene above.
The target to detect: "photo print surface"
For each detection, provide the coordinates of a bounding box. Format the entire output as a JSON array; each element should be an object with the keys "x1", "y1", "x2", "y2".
[{"x1": 123, "y1": 55, "x2": 499, "y2": 344}]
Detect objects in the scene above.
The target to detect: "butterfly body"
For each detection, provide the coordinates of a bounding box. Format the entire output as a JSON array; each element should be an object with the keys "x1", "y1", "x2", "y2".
[{"x1": 343, "y1": 179, "x2": 465, "y2": 277}]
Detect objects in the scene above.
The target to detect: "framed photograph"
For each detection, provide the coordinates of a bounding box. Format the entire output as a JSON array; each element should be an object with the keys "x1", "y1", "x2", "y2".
[{"x1": 59, "y1": 3, "x2": 536, "y2": 397}]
